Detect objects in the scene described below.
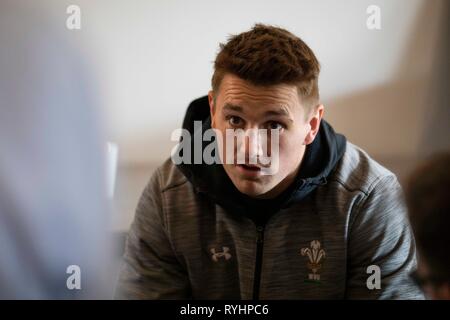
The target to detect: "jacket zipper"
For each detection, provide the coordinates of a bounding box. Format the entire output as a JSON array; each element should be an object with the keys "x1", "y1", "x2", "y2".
[{"x1": 252, "y1": 225, "x2": 265, "y2": 300}]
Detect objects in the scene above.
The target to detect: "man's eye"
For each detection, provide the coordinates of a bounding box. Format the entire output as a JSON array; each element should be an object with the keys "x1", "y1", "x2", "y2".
[
  {"x1": 267, "y1": 121, "x2": 284, "y2": 130},
  {"x1": 228, "y1": 116, "x2": 243, "y2": 127}
]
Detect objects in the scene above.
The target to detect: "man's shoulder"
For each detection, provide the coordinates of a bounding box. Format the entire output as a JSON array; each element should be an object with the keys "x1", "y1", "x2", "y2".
[
  {"x1": 151, "y1": 158, "x2": 190, "y2": 193},
  {"x1": 329, "y1": 142, "x2": 398, "y2": 195}
]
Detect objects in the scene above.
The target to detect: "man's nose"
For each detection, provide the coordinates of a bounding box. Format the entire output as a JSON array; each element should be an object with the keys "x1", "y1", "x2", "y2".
[{"x1": 238, "y1": 129, "x2": 264, "y2": 162}]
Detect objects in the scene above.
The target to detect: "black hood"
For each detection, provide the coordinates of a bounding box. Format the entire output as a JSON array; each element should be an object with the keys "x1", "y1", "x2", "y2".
[{"x1": 176, "y1": 96, "x2": 346, "y2": 225}]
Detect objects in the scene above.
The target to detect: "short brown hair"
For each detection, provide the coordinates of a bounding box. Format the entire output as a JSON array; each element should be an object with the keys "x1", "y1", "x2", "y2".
[{"x1": 212, "y1": 24, "x2": 321, "y2": 108}]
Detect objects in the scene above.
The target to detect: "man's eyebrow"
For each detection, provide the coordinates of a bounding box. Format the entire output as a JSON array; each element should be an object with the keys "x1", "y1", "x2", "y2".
[
  {"x1": 264, "y1": 107, "x2": 291, "y2": 118},
  {"x1": 222, "y1": 103, "x2": 293, "y2": 121},
  {"x1": 222, "y1": 103, "x2": 243, "y2": 113}
]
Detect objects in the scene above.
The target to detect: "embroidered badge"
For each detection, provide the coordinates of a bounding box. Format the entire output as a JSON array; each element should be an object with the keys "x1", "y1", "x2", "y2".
[{"x1": 300, "y1": 240, "x2": 326, "y2": 282}]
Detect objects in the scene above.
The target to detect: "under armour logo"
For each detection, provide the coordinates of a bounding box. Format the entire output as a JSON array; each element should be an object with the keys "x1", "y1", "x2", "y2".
[{"x1": 210, "y1": 247, "x2": 232, "y2": 262}]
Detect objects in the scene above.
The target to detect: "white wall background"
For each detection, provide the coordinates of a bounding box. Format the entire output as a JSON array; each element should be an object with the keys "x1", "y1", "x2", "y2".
[{"x1": 53, "y1": 0, "x2": 448, "y2": 230}]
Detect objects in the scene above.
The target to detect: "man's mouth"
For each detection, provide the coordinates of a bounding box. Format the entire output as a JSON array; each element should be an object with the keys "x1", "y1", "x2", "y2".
[
  {"x1": 235, "y1": 164, "x2": 263, "y2": 176},
  {"x1": 238, "y1": 164, "x2": 261, "y2": 170}
]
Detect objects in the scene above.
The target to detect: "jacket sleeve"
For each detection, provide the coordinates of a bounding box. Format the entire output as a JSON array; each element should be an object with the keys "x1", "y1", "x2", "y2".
[
  {"x1": 115, "y1": 169, "x2": 191, "y2": 299},
  {"x1": 345, "y1": 174, "x2": 424, "y2": 299}
]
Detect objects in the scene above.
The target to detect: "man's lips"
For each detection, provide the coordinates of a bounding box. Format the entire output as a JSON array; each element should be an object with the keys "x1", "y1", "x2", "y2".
[
  {"x1": 237, "y1": 164, "x2": 261, "y2": 171},
  {"x1": 235, "y1": 164, "x2": 263, "y2": 177}
]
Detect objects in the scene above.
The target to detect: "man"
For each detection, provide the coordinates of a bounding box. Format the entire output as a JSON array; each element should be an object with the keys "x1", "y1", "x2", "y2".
[
  {"x1": 116, "y1": 24, "x2": 423, "y2": 299},
  {"x1": 406, "y1": 153, "x2": 450, "y2": 300}
]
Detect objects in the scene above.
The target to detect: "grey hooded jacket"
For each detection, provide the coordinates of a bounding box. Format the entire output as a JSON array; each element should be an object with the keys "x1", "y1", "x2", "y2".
[{"x1": 116, "y1": 97, "x2": 423, "y2": 300}]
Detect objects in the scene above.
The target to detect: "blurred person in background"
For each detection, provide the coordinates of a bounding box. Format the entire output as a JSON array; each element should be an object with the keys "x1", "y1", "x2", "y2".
[
  {"x1": 406, "y1": 152, "x2": 450, "y2": 300},
  {"x1": 0, "y1": 1, "x2": 112, "y2": 298}
]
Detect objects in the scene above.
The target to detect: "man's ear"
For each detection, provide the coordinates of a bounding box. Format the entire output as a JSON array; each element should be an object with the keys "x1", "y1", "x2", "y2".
[
  {"x1": 304, "y1": 104, "x2": 324, "y2": 145},
  {"x1": 208, "y1": 91, "x2": 217, "y2": 128},
  {"x1": 208, "y1": 90, "x2": 215, "y2": 117}
]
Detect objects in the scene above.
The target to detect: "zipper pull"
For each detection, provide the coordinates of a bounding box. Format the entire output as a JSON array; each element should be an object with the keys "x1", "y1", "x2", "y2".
[{"x1": 256, "y1": 226, "x2": 264, "y2": 243}]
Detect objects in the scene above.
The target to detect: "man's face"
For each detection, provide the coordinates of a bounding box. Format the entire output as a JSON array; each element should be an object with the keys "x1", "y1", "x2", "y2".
[{"x1": 208, "y1": 74, "x2": 323, "y2": 199}]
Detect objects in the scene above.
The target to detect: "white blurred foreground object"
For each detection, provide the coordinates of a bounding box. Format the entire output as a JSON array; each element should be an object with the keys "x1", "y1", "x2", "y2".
[
  {"x1": 0, "y1": 1, "x2": 113, "y2": 299},
  {"x1": 106, "y1": 142, "x2": 119, "y2": 199}
]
